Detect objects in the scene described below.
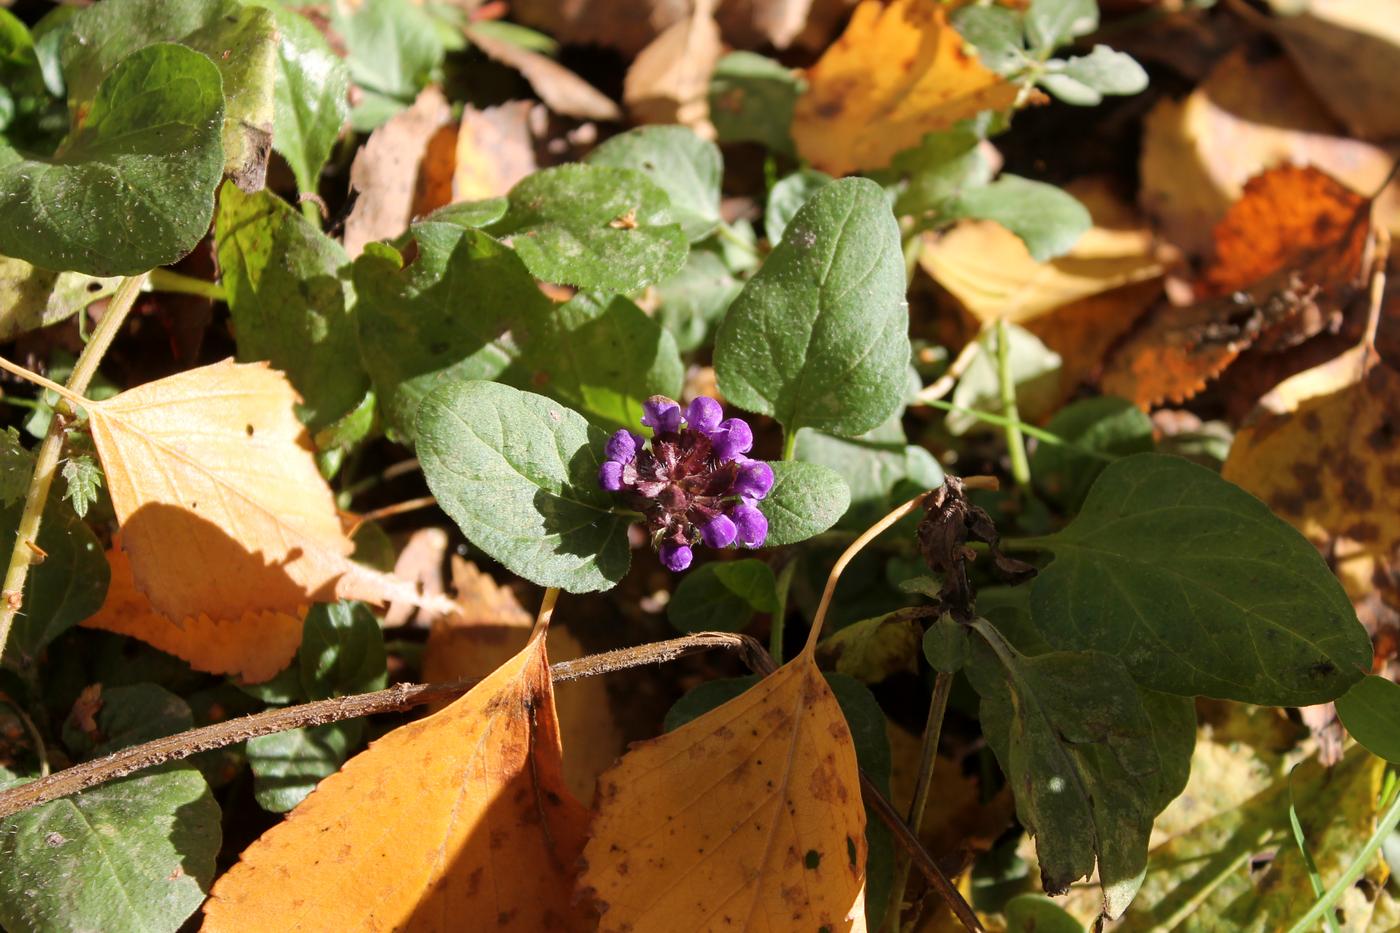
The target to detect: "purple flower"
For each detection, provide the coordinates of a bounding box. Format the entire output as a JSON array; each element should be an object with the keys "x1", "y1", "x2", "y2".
[
  {"x1": 641, "y1": 396, "x2": 682, "y2": 435},
  {"x1": 730, "y1": 502, "x2": 768, "y2": 549},
  {"x1": 710, "y1": 418, "x2": 753, "y2": 461},
  {"x1": 700, "y1": 514, "x2": 737, "y2": 549},
  {"x1": 659, "y1": 542, "x2": 693, "y2": 572},
  {"x1": 598, "y1": 460, "x2": 624, "y2": 492},
  {"x1": 733, "y1": 460, "x2": 774, "y2": 501},
  {"x1": 685, "y1": 396, "x2": 723, "y2": 435},
  {"x1": 605, "y1": 429, "x2": 642, "y2": 463}
]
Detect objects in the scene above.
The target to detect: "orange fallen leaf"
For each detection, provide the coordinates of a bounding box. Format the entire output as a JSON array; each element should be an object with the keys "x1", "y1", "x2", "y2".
[
  {"x1": 203, "y1": 618, "x2": 591, "y2": 931},
  {"x1": 82, "y1": 545, "x2": 303, "y2": 683},
  {"x1": 791, "y1": 0, "x2": 1020, "y2": 176},
  {"x1": 84, "y1": 358, "x2": 420, "y2": 622},
  {"x1": 453, "y1": 101, "x2": 538, "y2": 203}
]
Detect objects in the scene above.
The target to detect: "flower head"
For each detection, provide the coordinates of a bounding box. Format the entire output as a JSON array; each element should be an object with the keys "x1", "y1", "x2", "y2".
[{"x1": 598, "y1": 395, "x2": 772, "y2": 569}]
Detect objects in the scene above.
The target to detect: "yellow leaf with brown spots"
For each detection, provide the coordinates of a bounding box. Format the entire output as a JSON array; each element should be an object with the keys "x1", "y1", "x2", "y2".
[
  {"x1": 791, "y1": 0, "x2": 1019, "y2": 176},
  {"x1": 203, "y1": 624, "x2": 592, "y2": 931},
  {"x1": 1223, "y1": 343, "x2": 1400, "y2": 615},
  {"x1": 578, "y1": 650, "x2": 868, "y2": 931}
]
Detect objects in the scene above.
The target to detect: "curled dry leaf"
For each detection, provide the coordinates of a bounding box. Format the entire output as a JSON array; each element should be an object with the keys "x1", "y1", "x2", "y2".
[
  {"x1": 453, "y1": 101, "x2": 539, "y2": 203},
  {"x1": 579, "y1": 650, "x2": 867, "y2": 931},
  {"x1": 203, "y1": 625, "x2": 591, "y2": 931},
  {"x1": 466, "y1": 26, "x2": 621, "y2": 122},
  {"x1": 84, "y1": 359, "x2": 423, "y2": 622},
  {"x1": 623, "y1": 0, "x2": 722, "y2": 136},
  {"x1": 791, "y1": 0, "x2": 1020, "y2": 176},
  {"x1": 81, "y1": 545, "x2": 303, "y2": 683}
]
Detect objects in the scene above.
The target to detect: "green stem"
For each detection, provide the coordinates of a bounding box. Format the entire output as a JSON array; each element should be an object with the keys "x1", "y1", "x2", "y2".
[
  {"x1": 769, "y1": 558, "x2": 797, "y2": 666},
  {"x1": 1285, "y1": 772, "x2": 1400, "y2": 933},
  {"x1": 716, "y1": 222, "x2": 761, "y2": 259},
  {"x1": 782, "y1": 429, "x2": 798, "y2": 462},
  {"x1": 0, "y1": 274, "x2": 146, "y2": 664},
  {"x1": 147, "y1": 267, "x2": 226, "y2": 302},
  {"x1": 919, "y1": 398, "x2": 1114, "y2": 462},
  {"x1": 996, "y1": 318, "x2": 1031, "y2": 487},
  {"x1": 887, "y1": 670, "x2": 954, "y2": 928}
]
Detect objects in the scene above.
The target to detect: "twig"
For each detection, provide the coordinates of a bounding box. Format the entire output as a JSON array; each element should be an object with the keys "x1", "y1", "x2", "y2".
[
  {"x1": 146, "y1": 268, "x2": 227, "y2": 303},
  {"x1": 0, "y1": 274, "x2": 147, "y2": 662},
  {"x1": 1361, "y1": 226, "x2": 1390, "y2": 373},
  {"x1": 346, "y1": 496, "x2": 438, "y2": 537},
  {"x1": 888, "y1": 669, "x2": 955, "y2": 924},
  {"x1": 915, "y1": 333, "x2": 983, "y2": 405}
]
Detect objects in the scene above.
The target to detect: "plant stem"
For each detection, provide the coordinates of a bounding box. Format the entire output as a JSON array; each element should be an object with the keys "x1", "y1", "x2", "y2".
[
  {"x1": 769, "y1": 557, "x2": 797, "y2": 665},
  {"x1": 716, "y1": 222, "x2": 762, "y2": 259},
  {"x1": 147, "y1": 267, "x2": 226, "y2": 302},
  {"x1": 917, "y1": 398, "x2": 1115, "y2": 462},
  {"x1": 782, "y1": 428, "x2": 798, "y2": 461},
  {"x1": 996, "y1": 317, "x2": 1031, "y2": 487},
  {"x1": 0, "y1": 274, "x2": 146, "y2": 663},
  {"x1": 888, "y1": 670, "x2": 954, "y2": 927}
]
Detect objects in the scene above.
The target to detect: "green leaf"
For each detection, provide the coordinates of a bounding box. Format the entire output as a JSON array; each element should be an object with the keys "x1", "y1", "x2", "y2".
[
  {"x1": 0, "y1": 257, "x2": 120, "y2": 342},
  {"x1": 333, "y1": 0, "x2": 443, "y2": 129},
  {"x1": 1041, "y1": 46, "x2": 1148, "y2": 107},
  {"x1": 63, "y1": 684, "x2": 192, "y2": 761},
  {"x1": 415, "y1": 380, "x2": 630, "y2": 593},
  {"x1": 424, "y1": 197, "x2": 508, "y2": 229},
  {"x1": 708, "y1": 51, "x2": 803, "y2": 155},
  {"x1": 1030, "y1": 396, "x2": 1153, "y2": 510},
  {"x1": 247, "y1": 720, "x2": 362, "y2": 813},
  {"x1": 488, "y1": 163, "x2": 688, "y2": 292},
  {"x1": 793, "y1": 423, "x2": 943, "y2": 529},
  {"x1": 1025, "y1": 453, "x2": 1371, "y2": 705},
  {"x1": 0, "y1": 768, "x2": 220, "y2": 933},
  {"x1": 0, "y1": 497, "x2": 108, "y2": 670},
  {"x1": 251, "y1": 2, "x2": 349, "y2": 194},
  {"x1": 1335, "y1": 675, "x2": 1400, "y2": 763},
  {"x1": 761, "y1": 460, "x2": 851, "y2": 547},
  {"x1": 715, "y1": 177, "x2": 910, "y2": 436},
  {"x1": 951, "y1": 6, "x2": 1027, "y2": 75},
  {"x1": 923, "y1": 614, "x2": 970, "y2": 673},
  {"x1": 946, "y1": 323, "x2": 1061, "y2": 436},
  {"x1": 0, "y1": 428, "x2": 32, "y2": 506},
  {"x1": 587, "y1": 125, "x2": 723, "y2": 242},
  {"x1": 298, "y1": 601, "x2": 387, "y2": 700},
  {"x1": 947, "y1": 175, "x2": 1091, "y2": 262},
  {"x1": 1004, "y1": 895, "x2": 1085, "y2": 933},
  {"x1": 0, "y1": 43, "x2": 225, "y2": 276},
  {"x1": 653, "y1": 248, "x2": 742, "y2": 352},
  {"x1": 60, "y1": 454, "x2": 102, "y2": 518},
  {"x1": 765, "y1": 170, "x2": 832, "y2": 246},
  {"x1": 667, "y1": 559, "x2": 777, "y2": 634},
  {"x1": 821, "y1": 611, "x2": 921, "y2": 683},
  {"x1": 1025, "y1": 0, "x2": 1099, "y2": 54},
  {"x1": 216, "y1": 182, "x2": 367, "y2": 430},
  {"x1": 883, "y1": 122, "x2": 992, "y2": 220}
]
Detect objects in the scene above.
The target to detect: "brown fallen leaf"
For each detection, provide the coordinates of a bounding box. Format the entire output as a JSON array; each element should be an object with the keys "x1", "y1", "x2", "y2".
[
  {"x1": 509, "y1": 0, "x2": 691, "y2": 58},
  {"x1": 623, "y1": 0, "x2": 722, "y2": 136},
  {"x1": 382, "y1": 527, "x2": 449, "y2": 628},
  {"x1": 886, "y1": 727, "x2": 1013, "y2": 868},
  {"x1": 83, "y1": 359, "x2": 423, "y2": 621},
  {"x1": 791, "y1": 0, "x2": 1020, "y2": 176},
  {"x1": 453, "y1": 101, "x2": 539, "y2": 203},
  {"x1": 465, "y1": 25, "x2": 621, "y2": 122},
  {"x1": 203, "y1": 614, "x2": 591, "y2": 931},
  {"x1": 342, "y1": 86, "x2": 453, "y2": 258},
  {"x1": 82, "y1": 545, "x2": 304, "y2": 683}
]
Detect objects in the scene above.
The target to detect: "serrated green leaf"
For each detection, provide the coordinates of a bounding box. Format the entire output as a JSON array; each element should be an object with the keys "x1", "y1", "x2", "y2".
[
  {"x1": 587, "y1": 125, "x2": 723, "y2": 242},
  {"x1": 667, "y1": 559, "x2": 777, "y2": 634},
  {"x1": 0, "y1": 43, "x2": 225, "y2": 276},
  {"x1": 708, "y1": 51, "x2": 803, "y2": 155},
  {"x1": 416, "y1": 380, "x2": 630, "y2": 593},
  {"x1": 1335, "y1": 675, "x2": 1400, "y2": 763},
  {"x1": 60, "y1": 454, "x2": 102, "y2": 518},
  {"x1": 247, "y1": 720, "x2": 361, "y2": 812},
  {"x1": 1030, "y1": 396, "x2": 1153, "y2": 510},
  {"x1": 62, "y1": 683, "x2": 192, "y2": 761},
  {"x1": 0, "y1": 767, "x2": 220, "y2": 933},
  {"x1": 761, "y1": 460, "x2": 851, "y2": 547},
  {"x1": 653, "y1": 248, "x2": 742, "y2": 352},
  {"x1": 715, "y1": 177, "x2": 910, "y2": 436},
  {"x1": 1025, "y1": 0, "x2": 1099, "y2": 54},
  {"x1": 947, "y1": 175, "x2": 1091, "y2": 262},
  {"x1": 0, "y1": 428, "x2": 32, "y2": 506},
  {"x1": 1025, "y1": 454, "x2": 1371, "y2": 705},
  {"x1": 0, "y1": 257, "x2": 119, "y2": 342},
  {"x1": 765, "y1": 170, "x2": 832, "y2": 246},
  {"x1": 298, "y1": 601, "x2": 387, "y2": 700},
  {"x1": 489, "y1": 163, "x2": 688, "y2": 292},
  {"x1": 216, "y1": 182, "x2": 367, "y2": 430}
]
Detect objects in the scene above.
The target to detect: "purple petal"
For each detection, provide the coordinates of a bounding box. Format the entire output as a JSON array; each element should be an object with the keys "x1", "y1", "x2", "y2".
[
  {"x1": 732, "y1": 460, "x2": 774, "y2": 501},
  {"x1": 730, "y1": 502, "x2": 768, "y2": 549},
  {"x1": 598, "y1": 460, "x2": 624, "y2": 492},
  {"x1": 641, "y1": 396, "x2": 682, "y2": 434},
  {"x1": 659, "y1": 542, "x2": 693, "y2": 572},
  {"x1": 685, "y1": 397, "x2": 723, "y2": 435},
  {"x1": 710, "y1": 418, "x2": 753, "y2": 461},
  {"x1": 605, "y1": 429, "x2": 641, "y2": 463},
  {"x1": 700, "y1": 514, "x2": 737, "y2": 549}
]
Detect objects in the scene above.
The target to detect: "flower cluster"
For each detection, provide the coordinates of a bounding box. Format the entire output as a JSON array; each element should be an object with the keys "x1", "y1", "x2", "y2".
[{"x1": 599, "y1": 395, "x2": 773, "y2": 572}]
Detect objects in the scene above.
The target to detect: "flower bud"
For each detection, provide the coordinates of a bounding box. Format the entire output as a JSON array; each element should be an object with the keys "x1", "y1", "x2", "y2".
[
  {"x1": 730, "y1": 502, "x2": 768, "y2": 549},
  {"x1": 700, "y1": 514, "x2": 737, "y2": 548},
  {"x1": 598, "y1": 460, "x2": 624, "y2": 492},
  {"x1": 605, "y1": 429, "x2": 641, "y2": 463},
  {"x1": 659, "y1": 542, "x2": 693, "y2": 572},
  {"x1": 685, "y1": 396, "x2": 723, "y2": 435},
  {"x1": 733, "y1": 460, "x2": 774, "y2": 501},
  {"x1": 710, "y1": 418, "x2": 754, "y2": 461},
  {"x1": 641, "y1": 396, "x2": 682, "y2": 435}
]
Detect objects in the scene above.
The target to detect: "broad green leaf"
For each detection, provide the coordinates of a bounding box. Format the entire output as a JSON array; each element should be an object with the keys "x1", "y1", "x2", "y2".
[
  {"x1": 764, "y1": 170, "x2": 832, "y2": 246},
  {"x1": 923, "y1": 614, "x2": 970, "y2": 673},
  {"x1": 653, "y1": 248, "x2": 742, "y2": 352},
  {"x1": 251, "y1": 2, "x2": 349, "y2": 195},
  {"x1": 946, "y1": 323, "x2": 1061, "y2": 436},
  {"x1": 1335, "y1": 675, "x2": 1400, "y2": 763},
  {"x1": 0, "y1": 767, "x2": 220, "y2": 933},
  {"x1": 0, "y1": 257, "x2": 119, "y2": 343},
  {"x1": 0, "y1": 497, "x2": 108, "y2": 671},
  {"x1": 60, "y1": 453, "x2": 102, "y2": 518},
  {"x1": 424, "y1": 197, "x2": 508, "y2": 229},
  {"x1": 333, "y1": 0, "x2": 443, "y2": 130},
  {"x1": 247, "y1": 720, "x2": 361, "y2": 812},
  {"x1": 488, "y1": 163, "x2": 688, "y2": 293},
  {"x1": 882, "y1": 122, "x2": 992, "y2": 220},
  {"x1": 966, "y1": 621, "x2": 1185, "y2": 919},
  {"x1": 298, "y1": 601, "x2": 387, "y2": 701},
  {"x1": 1025, "y1": 0, "x2": 1098, "y2": 54},
  {"x1": 820, "y1": 610, "x2": 920, "y2": 683},
  {"x1": 216, "y1": 182, "x2": 367, "y2": 430},
  {"x1": 1030, "y1": 396, "x2": 1153, "y2": 510},
  {"x1": 667, "y1": 559, "x2": 777, "y2": 634},
  {"x1": 1041, "y1": 46, "x2": 1148, "y2": 107},
  {"x1": 0, "y1": 428, "x2": 32, "y2": 505},
  {"x1": 793, "y1": 424, "x2": 943, "y2": 529},
  {"x1": 951, "y1": 6, "x2": 1026, "y2": 75},
  {"x1": 715, "y1": 177, "x2": 909, "y2": 436},
  {"x1": 63, "y1": 684, "x2": 192, "y2": 761},
  {"x1": 947, "y1": 175, "x2": 1091, "y2": 262},
  {"x1": 416, "y1": 380, "x2": 630, "y2": 592},
  {"x1": 761, "y1": 460, "x2": 851, "y2": 547},
  {"x1": 708, "y1": 52, "x2": 803, "y2": 155},
  {"x1": 587, "y1": 125, "x2": 723, "y2": 241},
  {"x1": 1005, "y1": 895, "x2": 1085, "y2": 933},
  {"x1": 0, "y1": 43, "x2": 225, "y2": 276},
  {"x1": 1025, "y1": 454, "x2": 1371, "y2": 705}
]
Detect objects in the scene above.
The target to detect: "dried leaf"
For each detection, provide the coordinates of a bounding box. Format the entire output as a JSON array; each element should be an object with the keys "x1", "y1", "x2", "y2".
[
  {"x1": 579, "y1": 650, "x2": 868, "y2": 930},
  {"x1": 381, "y1": 527, "x2": 449, "y2": 628},
  {"x1": 203, "y1": 626, "x2": 590, "y2": 930},
  {"x1": 466, "y1": 26, "x2": 621, "y2": 122},
  {"x1": 453, "y1": 101, "x2": 538, "y2": 203},
  {"x1": 82, "y1": 545, "x2": 304, "y2": 683},
  {"x1": 623, "y1": 0, "x2": 722, "y2": 136},
  {"x1": 791, "y1": 0, "x2": 1020, "y2": 176},
  {"x1": 84, "y1": 359, "x2": 417, "y2": 622}
]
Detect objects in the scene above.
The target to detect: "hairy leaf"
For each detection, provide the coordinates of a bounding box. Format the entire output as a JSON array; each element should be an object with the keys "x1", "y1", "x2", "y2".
[
  {"x1": 587, "y1": 125, "x2": 722, "y2": 241},
  {"x1": 761, "y1": 460, "x2": 851, "y2": 547},
  {"x1": 60, "y1": 453, "x2": 102, "y2": 518}
]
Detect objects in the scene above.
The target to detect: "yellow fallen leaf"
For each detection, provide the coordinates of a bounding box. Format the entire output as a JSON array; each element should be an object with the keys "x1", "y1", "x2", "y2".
[
  {"x1": 203, "y1": 619, "x2": 591, "y2": 931},
  {"x1": 791, "y1": 0, "x2": 1019, "y2": 176},
  {"x1": 452, "y1": 101, "x2": 538, "y2": 203},
  {"x1": 84, "y1": 358, "x2": 417, "y2": 622}
]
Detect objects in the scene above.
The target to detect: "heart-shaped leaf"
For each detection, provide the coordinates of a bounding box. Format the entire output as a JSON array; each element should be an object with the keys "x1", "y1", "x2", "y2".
[{"x1": 760, "y1": 460, "x2": 851, "y2": 547}]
